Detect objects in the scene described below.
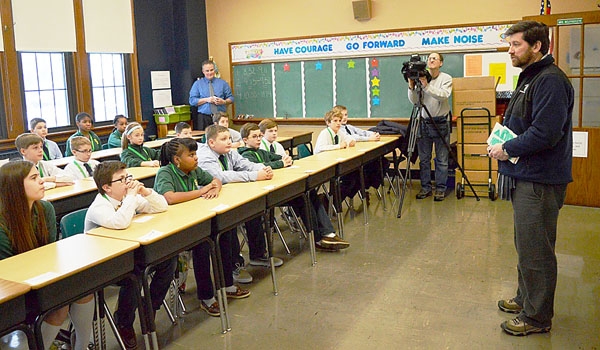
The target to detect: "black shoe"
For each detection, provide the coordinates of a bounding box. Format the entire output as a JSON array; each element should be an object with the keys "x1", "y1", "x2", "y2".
[
  {"x1": 416, "y1": 190, "x2": 432, "y2": 199},
  {"x1": 116, "y1": 325, "x2": 137, "y2": 349}
]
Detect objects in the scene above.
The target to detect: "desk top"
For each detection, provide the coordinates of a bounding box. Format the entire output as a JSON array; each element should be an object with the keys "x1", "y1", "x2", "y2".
[
  {"x1": 43, "y1": 166, "x2": 159, "y2": 202},
  {"x1": 0, "y1": 235, "x2": 139, "y2": 289},
  {"x1": 87, "y1": 197, "x2": 216, "y2": 244},
  {"x1": 0, "y1": 279, "x2": 30, "y2": 304},
  {"x1": 277, "y1": 130, "x2": 312, "y2": 139}
]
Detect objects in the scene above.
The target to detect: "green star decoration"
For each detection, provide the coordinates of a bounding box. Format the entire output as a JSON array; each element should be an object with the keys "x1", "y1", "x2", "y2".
[
  {"x1": 372, "y1": 87, "x2": 380, "y2": 96},
  {"x1": 347, "y1": 60, "x2": 355, "y2": 69}
]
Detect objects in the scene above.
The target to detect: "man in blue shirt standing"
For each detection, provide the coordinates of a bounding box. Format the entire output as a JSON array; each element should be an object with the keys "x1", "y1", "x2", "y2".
[{"x1": 189, "y1": 59, "x2": 234, "y2": 130}]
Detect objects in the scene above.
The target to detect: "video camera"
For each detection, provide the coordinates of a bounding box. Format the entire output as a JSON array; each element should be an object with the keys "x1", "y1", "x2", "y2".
[{"x1": 402, "y1": 54, "x2": 432, "y2": 83}]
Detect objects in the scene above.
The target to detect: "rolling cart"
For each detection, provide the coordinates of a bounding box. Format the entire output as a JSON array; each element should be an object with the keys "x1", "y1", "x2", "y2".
[{"x1": 456, "y1": 107, "x2": 497, "y2": 201}]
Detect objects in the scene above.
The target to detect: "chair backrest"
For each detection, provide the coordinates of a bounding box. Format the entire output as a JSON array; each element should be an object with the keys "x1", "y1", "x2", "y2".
[
  {"x1": 59, "y1": 208, "x2": 88, "y2": 238},
  {"x1": 296, "y1": 144, "x2": 312, "y2": 159},
  {"x1": 102, "y1": 143, "x2": 110, "y2": 150}
]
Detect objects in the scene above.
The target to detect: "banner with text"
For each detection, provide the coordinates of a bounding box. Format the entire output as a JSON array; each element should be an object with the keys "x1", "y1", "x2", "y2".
[{"x1": 231, "y1": 25, "x2": 511, "y2": 63}]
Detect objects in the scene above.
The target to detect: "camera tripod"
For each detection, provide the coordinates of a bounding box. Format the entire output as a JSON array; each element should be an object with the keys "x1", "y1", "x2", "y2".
[{"x1": 397, "y1": 80, "x2": 479, "y2": 218}]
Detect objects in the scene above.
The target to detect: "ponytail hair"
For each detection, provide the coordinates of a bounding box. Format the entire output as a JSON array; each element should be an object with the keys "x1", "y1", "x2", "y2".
[{"x1": 121, "y1": 122, "x2": 143, "y2": 150}]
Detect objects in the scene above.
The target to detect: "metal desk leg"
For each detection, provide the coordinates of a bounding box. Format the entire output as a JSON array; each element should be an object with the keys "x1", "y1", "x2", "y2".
[
  {"x1": 379, "y1": 157, "x2": 387, "y2": 211},
  {"x1": 303, "y1": 192, "x2": 317, "y2": 266},
  {"x1": 265, "y1": 209, "x2": 278, "y2": 295},
  {"x1": 359, "y1": 166, "x2": 368, "y2": 225},
  {"x1": 333, "y1": 178, "x2": 345, "y2": 238},
  {"x1": 213, "y1": 232, "x2": 231, "y2": 332}
]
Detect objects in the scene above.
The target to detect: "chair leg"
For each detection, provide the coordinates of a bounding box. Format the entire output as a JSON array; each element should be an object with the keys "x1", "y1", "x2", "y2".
[
  {"x1": 288, "y1": 206, "x2": 309, "y2": 240},
  {"x1": 272, "y1": 220, "x2": 291, "y2": 254},
  {"x1": 102, "y1": 300, "x2": 127, "y2": 350}
]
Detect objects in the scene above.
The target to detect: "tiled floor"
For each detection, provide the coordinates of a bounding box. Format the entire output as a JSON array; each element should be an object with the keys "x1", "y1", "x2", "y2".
[{"x1": 2, "y1": 184, "x2": 599, "y2": 349}]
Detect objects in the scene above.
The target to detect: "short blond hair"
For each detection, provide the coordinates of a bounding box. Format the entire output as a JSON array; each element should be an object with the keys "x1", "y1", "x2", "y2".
[
  {"x1": 324, "y1": 109, "x2": 343, "y2": 124},
  {"x1": 70, "y1": 136, "x2": 91, "y2": 151}
]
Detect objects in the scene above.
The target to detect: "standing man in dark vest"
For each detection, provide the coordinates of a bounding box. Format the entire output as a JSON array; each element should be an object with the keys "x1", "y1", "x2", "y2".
[{"x1": 488, "y1": 20, "x2": 574, "y2": 336}]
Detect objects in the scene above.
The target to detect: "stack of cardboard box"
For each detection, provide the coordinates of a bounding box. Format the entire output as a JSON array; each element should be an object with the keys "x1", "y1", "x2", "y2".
[{"x1": 453, "y1": 76, "x2": 500, "y2": 197}]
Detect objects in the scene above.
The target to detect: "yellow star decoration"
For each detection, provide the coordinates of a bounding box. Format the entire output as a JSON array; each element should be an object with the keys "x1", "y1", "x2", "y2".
[
  {"x1": 347, "y1": 60, "x2": 355, "y2": 69},
  {"x1": 372, "y1": 87, "x2": 380, "y2": 96},
  {"x1": 371, "y1": 76, "x2": 380, "y2": 87}
]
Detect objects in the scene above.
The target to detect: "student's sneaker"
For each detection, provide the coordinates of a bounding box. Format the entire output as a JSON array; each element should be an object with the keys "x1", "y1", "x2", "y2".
[
  {"x1": 200, "y1": 300, "x2": 221, "y2": 317},
  {"x1": 249, "y1": 253, "x2": 283, "y2": 267},
  {"x1": 233, "y1": 263, "x2": 253, "y2": 284},
  {"x1": 500, "y1": 317, "x2": 551, "y2": 336},
  {"x1": 497, "y1": 298, "x2": 523, "y2": 314},
  {"x1": 317, "y1": 235, "x2": 350, "y2": 249},
  {"x1": 416, "y1": 189, "x2": 432, "y2": 199},
  {"x1": 434, "y1": 190, "x2": 445, "y2": 201}
]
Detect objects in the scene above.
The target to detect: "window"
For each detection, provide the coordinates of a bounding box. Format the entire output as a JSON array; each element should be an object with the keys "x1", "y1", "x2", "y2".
[
  {"x1": 20, "y1": 52, "x2": 72, "y2": 128},
  {"x1": 89, "y1": 53, "x2": 130, "y2": 122}
]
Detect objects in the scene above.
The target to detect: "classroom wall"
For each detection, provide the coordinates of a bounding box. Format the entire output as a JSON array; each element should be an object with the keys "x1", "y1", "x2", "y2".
[{"x1": 205, "y1": 0, "x2": 598, "y2": 84}]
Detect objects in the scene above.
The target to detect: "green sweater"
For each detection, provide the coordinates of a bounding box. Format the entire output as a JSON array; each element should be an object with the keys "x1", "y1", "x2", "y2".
[
  {"x1": 0, "y1": 200, "x2": 57, "y2": 259},
  {"x1": 154, "y1": 163, "x2": 214, "y2": 194},
  {"x1": 237, "y1": 146, "x2": 284, "y2": 169},
  {"x1": 120, "y1": 144, "x2": 160, "y2": 167}
]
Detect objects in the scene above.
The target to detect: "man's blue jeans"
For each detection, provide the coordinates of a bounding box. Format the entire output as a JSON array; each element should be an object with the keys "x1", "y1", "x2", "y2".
[{"x1": 417, "y1": 119, "x2": 450, "y2": 192}]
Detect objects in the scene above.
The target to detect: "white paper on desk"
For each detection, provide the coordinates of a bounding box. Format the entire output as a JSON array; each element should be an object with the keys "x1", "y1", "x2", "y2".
[
  {"x1": 263, "y1": 185, "x2": 276, "y2": 190},
  {"x1": 288, "y1": 165, "x2": 300, "y2": 169},
  {"x1": 133, "y1": 216, "x2": 154, "y2": 223},
  {"x1": 139, "y1": 230, "x2": 164, "y2": 242},
  {"x1": 336, "y1": 157, "x2": 347, "y2": 161},
  {"x1": 25, "y1": 271, "x2": 60, "y2": 285},
  {"x1": 304, "y1": 169, "x2": 316, "y2": 173},
  {"x1": 211, "y1": 204, "x2": 231, "y2": 212}
]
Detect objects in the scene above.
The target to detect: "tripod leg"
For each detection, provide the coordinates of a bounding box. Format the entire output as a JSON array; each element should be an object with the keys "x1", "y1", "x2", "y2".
[{"x1": 397, "y1": 106, "x2": 421, "y2": 218}]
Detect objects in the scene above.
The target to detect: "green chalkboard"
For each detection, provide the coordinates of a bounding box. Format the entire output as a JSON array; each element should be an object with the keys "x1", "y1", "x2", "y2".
[
  {"x1": 232, "y1": 53, "x2": 464, "y2": 119},
  {"x1": 369, "y1": 56, "x2": 409, "y2": 118},
  {"x1": 305, "y1": 60, "x2": 333, "y2": 118},
  {"x1": 336, "y1": 58, "x2": 368, "y2": 119},
  {"x1": 274, "y1": 61, "x2": 302, "y2": 118},
  {"x1": 233, "y1": 63, "x2": 274, "y2": 118}
]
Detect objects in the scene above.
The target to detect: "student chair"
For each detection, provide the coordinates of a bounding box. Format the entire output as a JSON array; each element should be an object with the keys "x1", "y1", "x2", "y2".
[
  {"x1": 102, "y1": 143, "x2": 110, "y2": 150},
  {"x1": 60, "y1": 209, "x2": 180, "y2": 350}
]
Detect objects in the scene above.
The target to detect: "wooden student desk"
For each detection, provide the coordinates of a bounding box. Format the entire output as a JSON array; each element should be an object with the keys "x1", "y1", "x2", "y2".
[
  {"x1": 87, "y1": 198, "x2": 218, "y2": 349},
  {"x1": 44, "y1": 166, "x2": 159, "y2": 218},
  {"x1": 0, "y1": 235, "x2": 139, "y2": 349},
  {"x1": 239, "y1": 170, "x2": 310, "y2": 295},
  {"x1": 0, "y1": 279, "x2": 32, "y2": 345},
  {"x1": 277, "y1": 130, "x2": 313, "y2": 156}
]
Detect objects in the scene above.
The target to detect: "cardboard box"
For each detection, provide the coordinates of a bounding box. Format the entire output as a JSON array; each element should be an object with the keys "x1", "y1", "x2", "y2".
[
  {"x1": 453, "y1": 89, "x2": 496, "y2": 117},
  {"x1": 456, "y1": 170, "x2": 498, "y2": 197},
  {"x1": 453, "y1": 76, "x2": 496, "y2": 91},
  {"x1": 457, "y1": 144, "x2": 498, "y2": 171},
  {"x1": 457, "y1": 123, "x2": 490, "y2": 143}
]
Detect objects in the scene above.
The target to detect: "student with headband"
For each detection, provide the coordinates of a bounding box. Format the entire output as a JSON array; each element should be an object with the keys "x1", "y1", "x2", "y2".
[{"x1": 120, "y1": 122, "x2": 160, "y2": 167}]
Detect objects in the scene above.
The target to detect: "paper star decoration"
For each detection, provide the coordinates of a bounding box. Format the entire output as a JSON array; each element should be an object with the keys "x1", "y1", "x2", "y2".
[
  {"x1": 371, "y1": 87, "x2": 380, "y2": 96},
  {"x1": 371, "y1": 68, "x2": 379, "y2": 77},
  {"x1": 315, "y1": 62, "x2": 323, "y2": 71},
  {"x1": 347, "y1": 60, "x2": 355, "y2": 69},
  {"x1": 371, "y1": 76, "x2": 380, "y2": 87},
  {"x1": 283, "y1": 63, "x2": 290, "y2": 72},
  {"x1": 372, "y1": 96, "x2": 380, "y2": 106},
  {"x1": 371, "y1": 58, "x2": 379, "y2": 67}
]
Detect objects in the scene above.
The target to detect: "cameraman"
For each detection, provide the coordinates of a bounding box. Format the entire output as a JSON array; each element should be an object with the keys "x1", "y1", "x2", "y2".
[{"x1": 408, "y1": 52, "x2": 453, "y2": 201}]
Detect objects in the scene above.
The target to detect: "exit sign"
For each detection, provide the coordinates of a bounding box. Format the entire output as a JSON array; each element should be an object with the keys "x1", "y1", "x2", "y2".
[{"x1": 557, "y1": 18, "x2": 583, "y2": 25}]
